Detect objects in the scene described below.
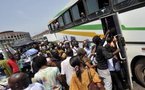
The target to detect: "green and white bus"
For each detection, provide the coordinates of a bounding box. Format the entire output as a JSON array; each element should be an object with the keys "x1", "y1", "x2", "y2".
[{"x1": 47, "y1": 0, "x2": 145, "y2": 89}]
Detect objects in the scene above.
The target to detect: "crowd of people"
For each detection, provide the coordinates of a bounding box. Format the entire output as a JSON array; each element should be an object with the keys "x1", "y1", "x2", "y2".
[{"x1": 0, "y1": 31, "x2": 127, "y2": 90}]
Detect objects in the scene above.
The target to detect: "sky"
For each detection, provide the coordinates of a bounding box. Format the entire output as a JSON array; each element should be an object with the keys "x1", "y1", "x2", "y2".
[{"x1": 0, "y1": 0, "x2": 69, "y2": 36}]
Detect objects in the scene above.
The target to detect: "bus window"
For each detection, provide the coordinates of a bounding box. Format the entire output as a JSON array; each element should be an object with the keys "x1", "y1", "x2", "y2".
[
  {"x1": 77, "y1": 0, "x2": 86, "y2": 16},
  {"x1": 71, "y1": 0, "x2": 86, "y2": 21},
  {"x1": 85, "y1": 0, "x2": 99, "y2": 15},
  {"x1": 48, "y1": 25, "x2": 50, "y2": 30},
  {"x1": 58, "y1": 16, "x2": 64, "y2": 27},
  {"x1": 53, "y1": 20, "x2": 59, "y2": 30},
  {"x1": 112, "y1": 0, "x2": 131, "y2": 11},
  {"x1": 71, "y1": 5, "x2": 81, "y2": 21},
  {"x1": 50, "y1": 23, "x2": 55, "y2": 31},
  {"x1": 48, "y1": 25, "x2": 51, "y2": 31},
  {"x1": 86, "y1": 0, "x2": 111, "y2": 20},
  {"x1": 112, "y1": 0, "x2": 145, "y2": 12},
  {"x1": 113, "y1": 0, "x2": 126, "y2": 5},
  {"x1": 63, "y1": 11, "x2": 72, "y2": 25}
]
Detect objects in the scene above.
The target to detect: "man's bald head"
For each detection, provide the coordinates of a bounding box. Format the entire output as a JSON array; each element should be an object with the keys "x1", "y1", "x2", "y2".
[{"x1": 8, "y1": 72, "x2": 29, "y2": 90}]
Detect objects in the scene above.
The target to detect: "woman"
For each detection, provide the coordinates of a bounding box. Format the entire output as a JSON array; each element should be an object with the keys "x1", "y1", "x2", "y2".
[
  {"x1": 69, "y1": 56, "x2": 103, "y2": 90},
  {"x1": 32, "y1": 55, "x2": 62, "y2": 90},
  {"x1": 77, "y1": 48, "x2": 95, "y2": 68},
  {"x1": 7, "y1": 53, "x2": 20, "y2": 74}
]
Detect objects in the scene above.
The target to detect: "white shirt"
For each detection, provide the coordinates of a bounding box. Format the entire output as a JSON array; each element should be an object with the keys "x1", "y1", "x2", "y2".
[
  {"x1": 8, "y1": 83, "x2": 45, "y2": 90},
  {"x1": 61, "y1": 57, "x2": 74, "y2": 86},
  {"x1": 108, "y1": 58, "x2": 121, "y2": 71},
  {"x1": 33, "y1": 67, "x2": 61, "y2": 90},
  {"x1": 84, "y1": 47, "x2": 91, "y2": 56},
  {"x1": 24, "y1": 83, "x2": 45, "y2": 90},
  {"x1": 72, "y1": 47, "x2": 79, "y2": 56},
  {"x1": 107, "y1": 58, "x2": 115, "y2": 71}
]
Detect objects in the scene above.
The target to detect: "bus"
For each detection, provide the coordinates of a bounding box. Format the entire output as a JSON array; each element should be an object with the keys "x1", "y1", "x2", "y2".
[
  {"x1": 43, "y1": 34, "x2": 57, "y2": 42},
  {"x1": 48, "y1": 0, "x2": 145, "y2": 89}
]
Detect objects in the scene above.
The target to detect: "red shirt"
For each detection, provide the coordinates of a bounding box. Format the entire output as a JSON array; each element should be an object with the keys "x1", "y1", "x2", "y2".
[{"x1": 7, "y1": 59, "x2": 19, "y2": 73}]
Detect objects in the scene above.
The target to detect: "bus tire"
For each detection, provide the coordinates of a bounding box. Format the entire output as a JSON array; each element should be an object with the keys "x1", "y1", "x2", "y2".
[{"x1": 134, "y1": 58, "x2": 145, "y2": 87}]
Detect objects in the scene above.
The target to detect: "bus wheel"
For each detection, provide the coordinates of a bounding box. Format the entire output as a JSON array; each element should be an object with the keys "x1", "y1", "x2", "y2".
[{"x1": 134, "y1": 59, "x2": 145, "y2": 87}]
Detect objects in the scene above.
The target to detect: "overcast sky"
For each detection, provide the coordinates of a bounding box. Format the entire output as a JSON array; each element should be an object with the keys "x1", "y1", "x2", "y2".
[{"x1": 0, "y1": 0, "x2": 69, "y2": 36}]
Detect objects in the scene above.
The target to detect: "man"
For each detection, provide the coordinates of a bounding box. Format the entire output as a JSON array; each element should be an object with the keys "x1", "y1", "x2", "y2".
[
  {"x1": 8, "y1": 72, "x2": 44, "y2": 90},
  {"x1": 59, "y1": 49, "x2": 74, "y2": 90},
  {"x1": 83, "y1": 39, "x2": 91, "y2": 56},
  {"x1": 92, "y1": 35, "x2": 120, "y2": 90},
  {"x1": 72, "y1": 40, "x2": 80, "y2": 56}
]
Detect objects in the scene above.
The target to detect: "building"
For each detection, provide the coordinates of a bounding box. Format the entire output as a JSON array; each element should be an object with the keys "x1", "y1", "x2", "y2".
[
  {"x1": 32, "y1": 30, "x2": 49, "y2": 41},
  {"x1": 0, "y1": 31, "x2": 31, "y2": 46}
]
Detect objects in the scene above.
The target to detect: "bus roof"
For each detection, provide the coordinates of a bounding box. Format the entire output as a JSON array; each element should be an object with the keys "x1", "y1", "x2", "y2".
[
  {"x1": 55, "y1": 0, "x2": 78, "y2": 17},
  {"x1": 48, "y1": 0, "x2": 78, "y2": 24}
]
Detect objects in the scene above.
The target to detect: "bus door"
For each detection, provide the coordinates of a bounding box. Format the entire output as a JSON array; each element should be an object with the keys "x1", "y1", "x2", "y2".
[{"x1": 101, "y1": 14, "x2": 133, "y2": 89}]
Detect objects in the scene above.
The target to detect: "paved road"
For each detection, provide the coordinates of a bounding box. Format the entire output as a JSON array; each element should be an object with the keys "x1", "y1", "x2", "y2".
[{"x1": 132, "y1": 81, "x2": 145, "y2": 90}]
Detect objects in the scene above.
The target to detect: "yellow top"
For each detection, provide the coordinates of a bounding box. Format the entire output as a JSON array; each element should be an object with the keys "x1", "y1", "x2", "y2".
[{"x1": 69, "y1": 68, "x2": 101, "y2": 90}]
